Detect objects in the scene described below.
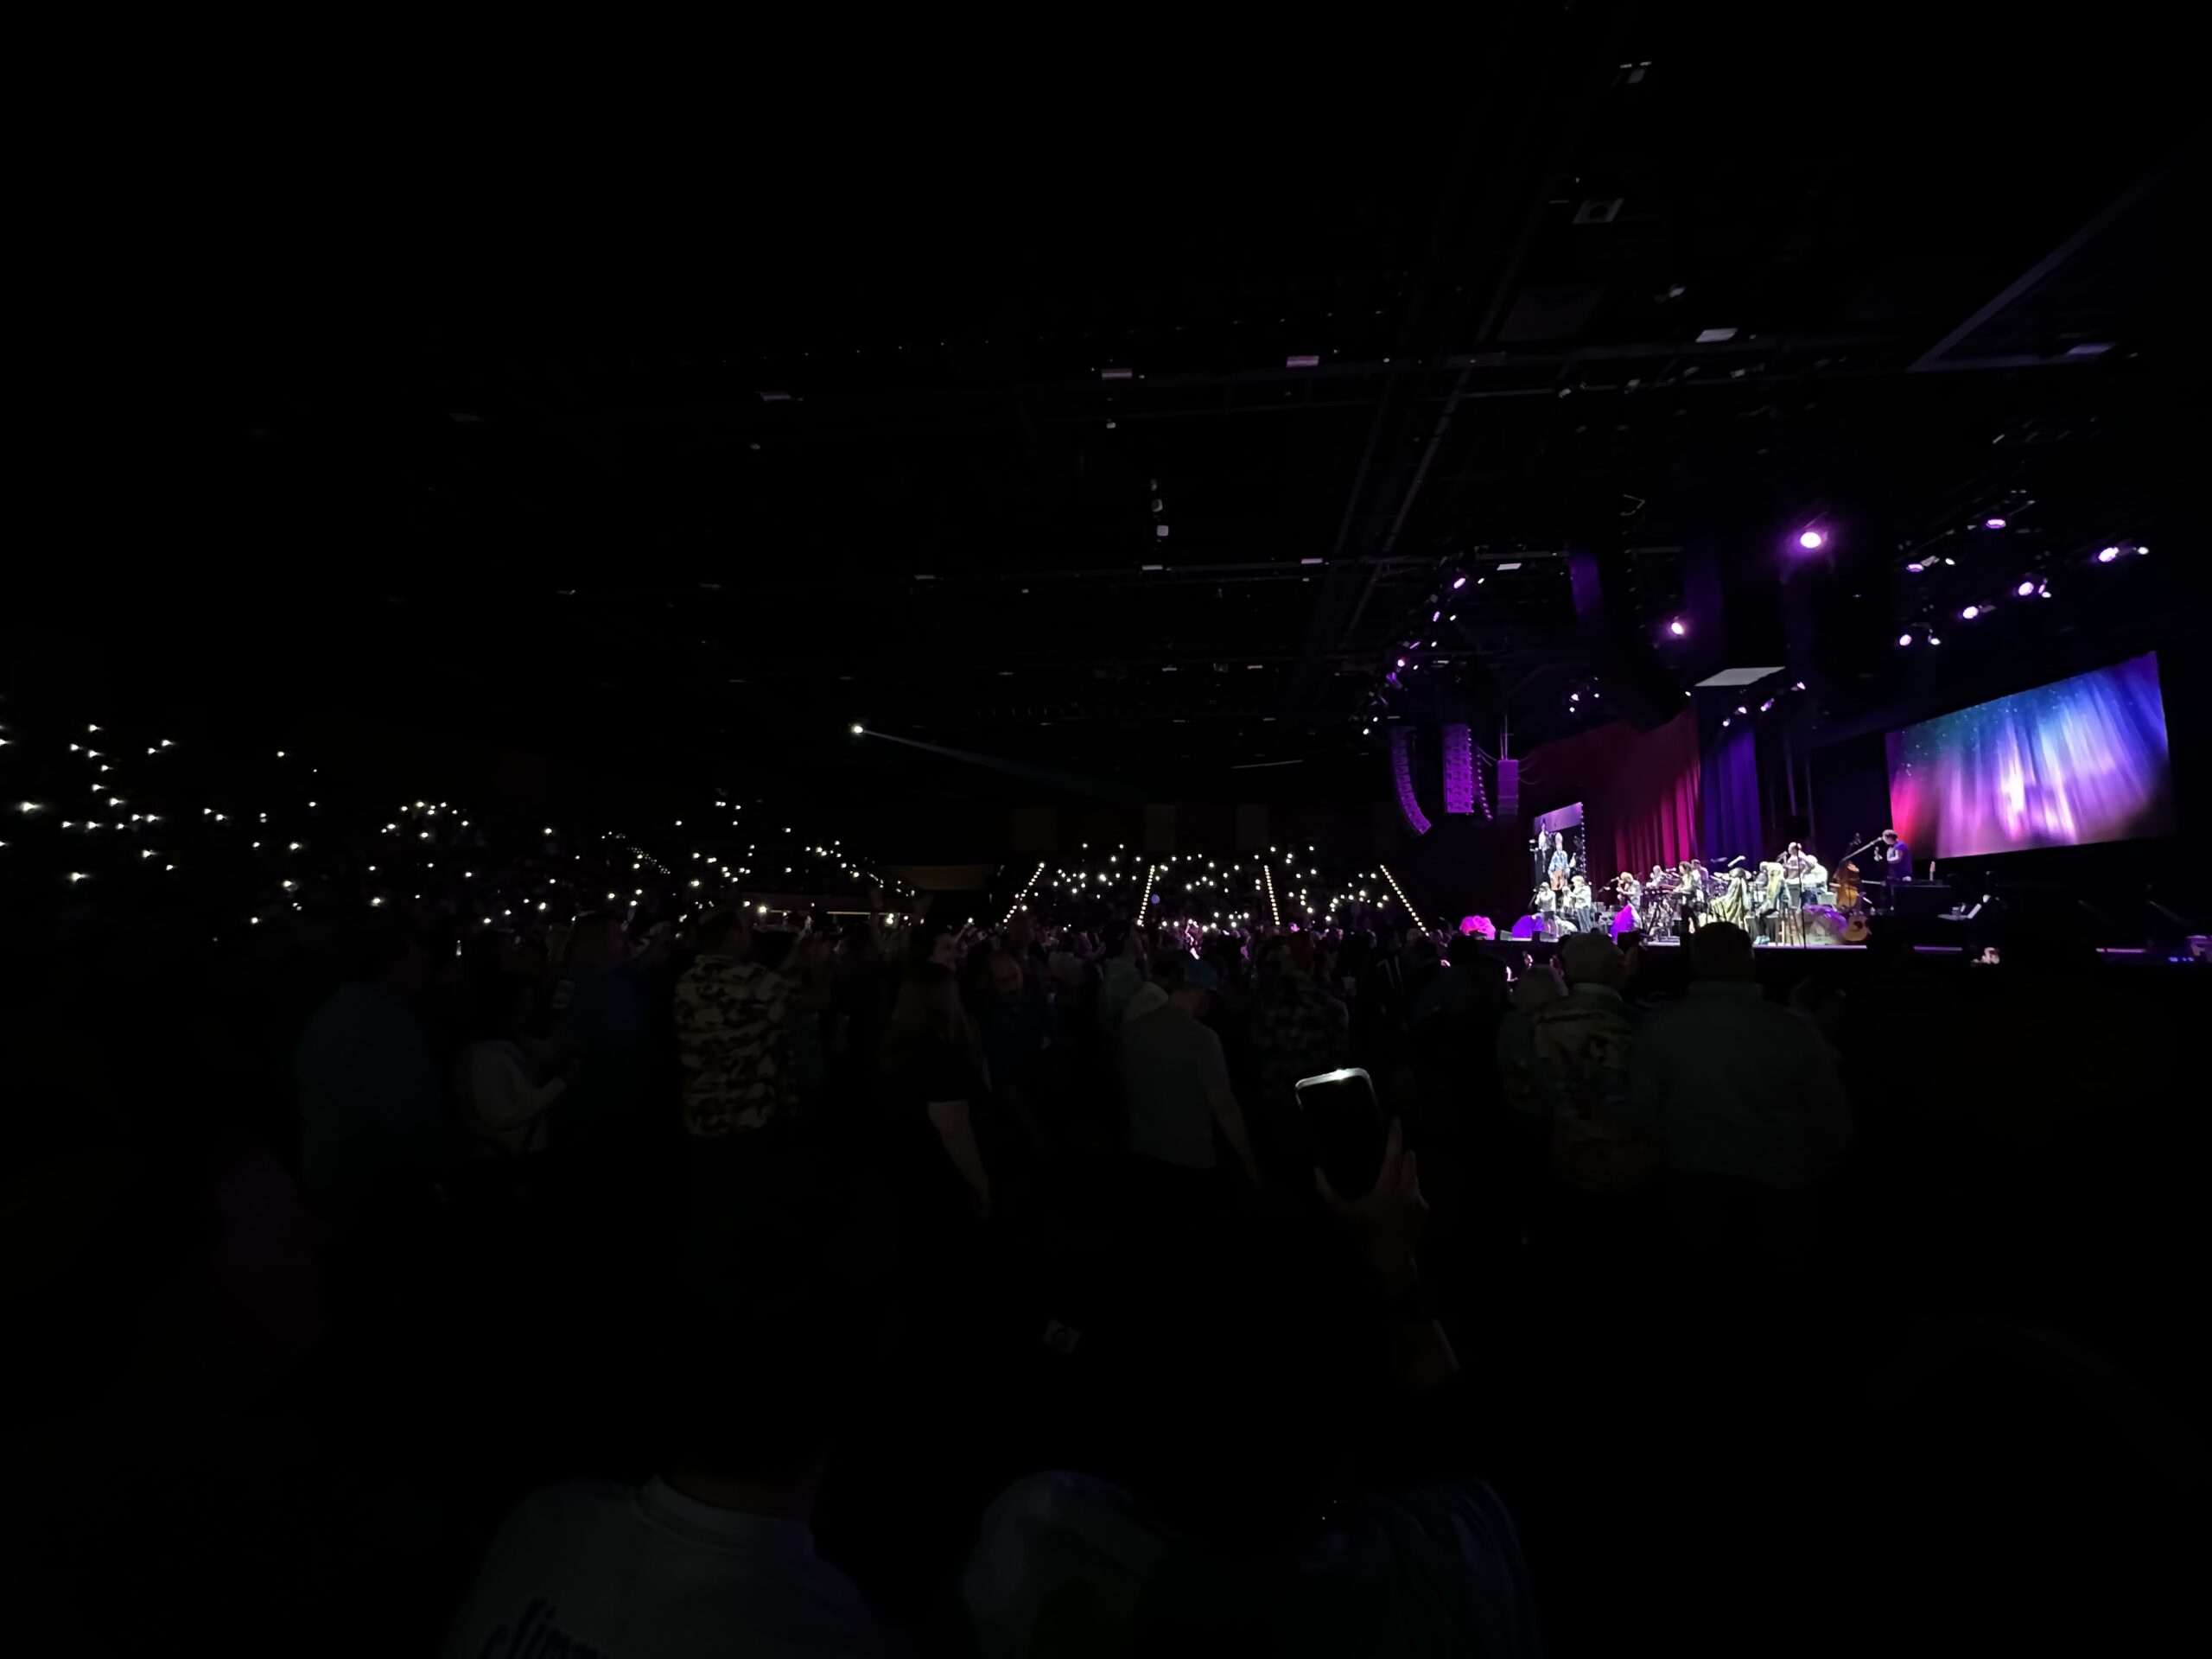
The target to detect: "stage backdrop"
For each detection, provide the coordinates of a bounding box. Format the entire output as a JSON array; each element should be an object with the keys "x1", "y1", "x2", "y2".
[{"x1": 1519, "y1": 709, "x2": 1702, "y2": 883}]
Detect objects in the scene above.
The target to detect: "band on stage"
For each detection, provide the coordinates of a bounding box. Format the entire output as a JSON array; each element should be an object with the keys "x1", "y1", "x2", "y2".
[{"x1": 1523, "y1": 829, "x2": 1916, "y2": 945}]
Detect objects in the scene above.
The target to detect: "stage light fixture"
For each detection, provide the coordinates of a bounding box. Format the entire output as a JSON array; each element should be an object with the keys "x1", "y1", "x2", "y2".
[
  {"x1": 1906, "y1": 562, "x2": 1925, "y2": 574},
  {"x1": 2097, "y1": 546, "x2": 2119, "y2": 563},
  {"x1": 1961, "y1": 605, "x2": 1980, "y2": 620},
  {"x1": 2016, "y1": 579, "x2": 2037, "y2": 597},
  {"x1": 1797, "y1": 530, "x2": 1826, "y2": 550},
  {"x1": 1926, "y1": 632, "x2": 1942, "y2": 645},
  {"x1": 1898, "y1": 632, "x2": 1914, "y2": 646},
  {"x1": 1984, "y1": 518, "x2": 2007, "y2": 529},
  {"x1": 1669, "y1": 618, "x2": 1687, "y2": 635},
  {"x1": 1452, "y1": 575, "x2": 1467, "y2": 590},
  {"x1": 849, "y1": 722, "x2": 864, "y2": 734}
]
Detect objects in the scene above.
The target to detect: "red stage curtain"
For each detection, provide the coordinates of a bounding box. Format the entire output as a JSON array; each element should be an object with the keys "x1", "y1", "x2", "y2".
[{"x1": 1519, "y1": 709, "x2": 1701, "y2": 883}]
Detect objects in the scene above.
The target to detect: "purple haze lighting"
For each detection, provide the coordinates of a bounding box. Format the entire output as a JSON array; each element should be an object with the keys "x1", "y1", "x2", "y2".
[
  {"x1": 1452, "y1": 575, "x2": 1467, "y2": 590},
  {"x1": 1961, "y1": 605, "x2": 1980, "y2": 620},
  {"x1": 1760, "y1": 698, "x2": 1776, "y2": 712},
  {"x1": 1669, "y1": 618, "x2": 1687, "y2": 636},
  {"x1": 1899, "y1": 632, "x2": 1915, "y2": 646},
  {"x1": 2016, "y1": 579, "x2": 2037, "y2": 597},
  {"x1": 1395, "y1": 657, "x2": 1406, "y2": 668},
  {"x1": 1985, "y1": 518, "x2": 2007, "y2": 529},
  {"x1": 1797, "y1": 530, "x2": 1826, "y2": 550},
  {"x1": 1431, "y1": 610, "x2": 1440, "y2": 622},
  {"x1": 2097, "y1": 546, "x2": 2120, "y2": 563},
  {"x1": 1906, "y1": 562, "x2": 1925, "y2": 574},
  {"x1": 1735, "y1": 705, "x2": 1748, "y2": 716}
]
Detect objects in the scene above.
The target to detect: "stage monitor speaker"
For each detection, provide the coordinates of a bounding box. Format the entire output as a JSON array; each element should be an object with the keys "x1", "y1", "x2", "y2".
[{"x1": 1496, "y1": 758, "x2": 1520, "y2": 820}]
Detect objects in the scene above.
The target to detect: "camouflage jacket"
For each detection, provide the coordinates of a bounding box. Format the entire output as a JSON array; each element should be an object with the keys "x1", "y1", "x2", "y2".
[{"x1": 675, "y1": 953, "x2": 798, "y2": 1136}]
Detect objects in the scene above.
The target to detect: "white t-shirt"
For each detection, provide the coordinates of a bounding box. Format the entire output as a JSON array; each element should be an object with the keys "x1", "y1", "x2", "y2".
[{"x1": 443, "y1": 1478, "x2": 908, "y2": 1658}]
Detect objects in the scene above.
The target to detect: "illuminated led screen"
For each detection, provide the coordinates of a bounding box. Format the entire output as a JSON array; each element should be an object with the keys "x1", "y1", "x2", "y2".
[{"x1": 1886, "y1": 652, "x2": 2176, "y2": 858}]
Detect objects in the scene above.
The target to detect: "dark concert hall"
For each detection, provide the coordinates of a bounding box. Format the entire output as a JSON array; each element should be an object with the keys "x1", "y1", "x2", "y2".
[{"x1": 4, "y1": 25, "x2": 2206, "y2": 1656}]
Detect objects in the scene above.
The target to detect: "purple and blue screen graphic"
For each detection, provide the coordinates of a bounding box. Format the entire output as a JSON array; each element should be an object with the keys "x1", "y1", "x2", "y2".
[{"x1": 1886, "y1": 652, "x2": 2176, "y2": 859}]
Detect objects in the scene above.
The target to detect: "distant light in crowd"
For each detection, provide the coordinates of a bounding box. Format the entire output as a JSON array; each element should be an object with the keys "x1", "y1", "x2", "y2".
[
  {"x1": 1797, "y1": 530, "x2": 1826, "y2": 550},
  {"x1": 1735, "y1": 706, "x2": 1748, "y2": 715},
  {"x1": 1793, "y1": 681, "x2": 1805, "y2": 690},
  {"x1": 2017, "y1": 580, "x2": 2037, "y2": 597},
  {"x1": 1451, "y1": 575, "x2": 1467, "y2": 589},
  {"x1": 1395, "y1": 658, "x2": 1406, "y2": 668},
  {"x1": 2097, "y1": 546, "x2": 2119, "y2": 563},
  {"x1": 1899, "y1": 632, "x2": 1915, "y2": 646},
  {"x1": 1961, "y1": 605, "x2": 1980, "y2": 620},
  {"x1": 1984, "y1": 518, "x2": 2007, "y2": 529},
  {"x1": 1926, "y1": 632, "x2": 1942, "y2": 645},
  {"x1": 1669, "y1": 618, "x2": 1686, "y2": 635},
  {"x1": 850, "y1": 722, "x2": 864, "y2": 734},
  {"x1": 1906, "y1": 562, "x2": 1924, "y2": 573},
  {"x1": 1760, "y1": 698, "x2": 1776, "y2": 711}
]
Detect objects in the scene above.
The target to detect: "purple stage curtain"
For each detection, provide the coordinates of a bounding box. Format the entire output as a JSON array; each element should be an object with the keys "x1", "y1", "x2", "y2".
[{"x1": 1700, "y1": 715, "x2": 1763, "y2": 866}]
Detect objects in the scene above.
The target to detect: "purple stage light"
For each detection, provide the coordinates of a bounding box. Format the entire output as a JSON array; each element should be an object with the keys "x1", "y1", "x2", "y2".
[
  {"x1": 1431, "y1": 610, "x2": 1440, "y2": 622},
  {"x1": 1961, "y1": 605, "x2": 1980, "y2": 620},
  {"x1": 1906, "y1": 562, "x2": 1925, "y2": 574},
  {"x1": 1926, "y1": 632, "x2": 1942, "y2": 645},
  {"x1": 1793, "y1": 681, "x2": 1806, "y2": 690},
  {"x1": 1395, "y1": 657, "x2": 1406, "y2": 668},
  {"x1": 1735, "y1": 705, "x2": 1748, "y2": 715},
  {"x1": 1985, "y1": 518, "x2": 2007, "y2": 529},
  {"x1": 2016, "y1": 579, "x2": 2037, "y2": 597},
  {"x1": 1669, "y1": 618, "x2": 1687, "y2": 636},
  {"x1": 1797, "y1": 530, "x2": 1826, "y2": 550},
  {"x1": 1720, "y1": 718, "x2": 1732, "y2": 728},
  {"x1": 1899, "y1": 632, "x2": 1914, "y2": 646},
  {"x1": 2097, "y1": 546, "x2": 2120, "y2": 563},
  {"x1": 1760, "y1": 698, "x2": 1776, "y2": 712},
  {"x1": 1452, "y1": 575, "x2": 1467, "y2": 590}
]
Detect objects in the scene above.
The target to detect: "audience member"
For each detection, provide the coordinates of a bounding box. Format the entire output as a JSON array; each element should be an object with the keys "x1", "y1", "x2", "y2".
[
  {"x1": 294, "y1": 918, "x2": 448, "y2": 1206},
  {"x1": 1120, "y1": 954, "x2": 1261, "y2": 1197},
  {"x1": 674, "y1": 912, "x2": 799, "y2": 1141},
  {"x1": 1626, "y1": 922, "x2": 1853, "y2": 1285},
  {"x1": 443, "y1": 1293, "x2": 908, "y2": 1658}
]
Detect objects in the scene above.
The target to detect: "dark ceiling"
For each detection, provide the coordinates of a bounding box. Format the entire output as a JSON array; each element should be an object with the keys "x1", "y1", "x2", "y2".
[{"x1": 47, "y1": 26, "x2": 2207, "y2": 811}]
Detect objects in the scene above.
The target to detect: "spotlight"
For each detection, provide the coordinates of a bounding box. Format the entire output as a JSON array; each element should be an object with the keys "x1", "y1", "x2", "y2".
[
  {"x1": 1451, "y1": 575, "x2": 1467, "y2": 590},
  {"x1": 1735, "y1": 705, "x2": 1748, "y2": 715},
  {"x1": 1760, "y1": 698, "x2": 1776, "y2": 712},
  {"x1": 2097, "y1": 546, "x2": 2119, "y2": 563},
  {"x1": 1961, "y1": 605, "x2": 1980, "y2": 620},
  {"x1": 1926, "y1": 632, "x2": 1942, "y2": 645},
  {"x1": 2137, "y1": 544, "x2": 2151, "y2": 556},
  {"x1": 1906, "y1": 562, "x2": 1925, "y2": 574},
  {"x1": 1898, "y1": 632, "x2": 1914, "y2": 646},
  {"x1": 1669, "y1": 618, "x2": 1687, "y2": 636},
  {"x1": 1797, "y1": 530, "x2": 1826, "y2": 550},
  {"x1": 1984, "y1": 517, "x2": 2007, "y2": 529},
  {"x1": 1395, "y1": 658, "x2": 1406, "y2": 668},
  {"x1": 1721, "y1": 718, "x2": 1732, "y2": 728},
  {"x1": 2016, "y1": 579, "x2": 2037, "y2": 597},
  {"x1": 849, "y1": 722, "x2": 864, "y2": 735}
]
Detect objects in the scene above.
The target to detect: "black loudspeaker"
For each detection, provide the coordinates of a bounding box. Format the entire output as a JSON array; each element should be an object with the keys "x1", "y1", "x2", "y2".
[{"x1": 1497, "y1": 758, "x2": 1520, "y2": 820}]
